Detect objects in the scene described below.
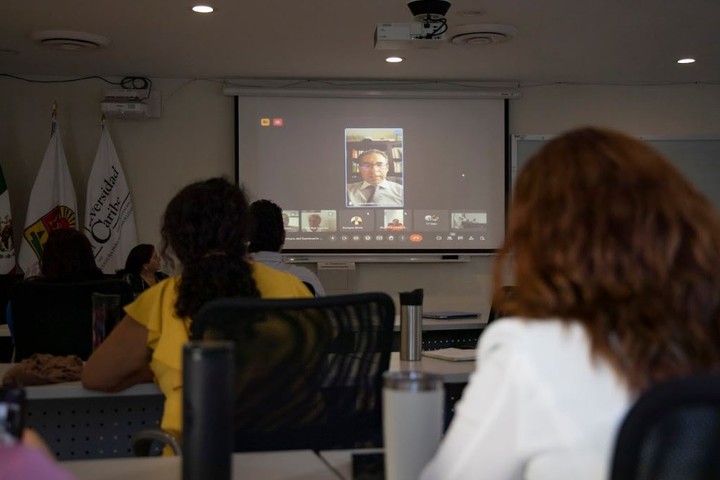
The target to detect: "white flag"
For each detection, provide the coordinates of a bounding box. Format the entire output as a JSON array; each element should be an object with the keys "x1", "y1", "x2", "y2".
[
  {"x1": 18, "y1": 121, "x2": 78, "y2": 276},
  {"x1": 0, "y1": 161, "x2": 16, "y2": 274},
  {"x1": 84, "y1": 126, "x2": 137, "y2": 274}
]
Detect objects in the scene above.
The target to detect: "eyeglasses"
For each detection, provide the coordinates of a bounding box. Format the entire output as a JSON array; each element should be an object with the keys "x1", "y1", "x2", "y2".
[{"x1": 360, "y1": 162, "x2": 388, "y2": 169}]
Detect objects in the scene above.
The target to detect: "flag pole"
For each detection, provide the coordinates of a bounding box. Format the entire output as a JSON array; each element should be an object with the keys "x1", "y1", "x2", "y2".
[{"x1": 51, "y1": 101, "x2": 58, "y2": 136}]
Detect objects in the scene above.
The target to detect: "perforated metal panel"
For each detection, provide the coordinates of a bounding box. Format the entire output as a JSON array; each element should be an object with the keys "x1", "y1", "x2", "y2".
[
  {"x1": 26, "y1": 395, "x2": 163, "y2": 460},
  {"x1": 392, "y1": 329, "x2": 482, "y2": 351},
  {"x1": 444, "y1": 382, "x2": 467, "y2": 430}
]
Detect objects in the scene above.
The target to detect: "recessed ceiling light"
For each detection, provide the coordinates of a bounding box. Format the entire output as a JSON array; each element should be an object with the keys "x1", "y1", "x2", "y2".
[
  {"x1": 192, "y1": 5, "x2": 214, "y2": 13},
  {"x1": 677, "y1": 58, "x2": 695, "y2": 64},
  {"x1": 386, "y1": 56, "x2": 403, "y2": 63}
]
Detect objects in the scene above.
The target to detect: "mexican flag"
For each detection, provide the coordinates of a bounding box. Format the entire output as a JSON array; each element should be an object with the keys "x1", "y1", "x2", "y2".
[{"x1": 0, "y1": 161, "x2": 16, "y2": 274}]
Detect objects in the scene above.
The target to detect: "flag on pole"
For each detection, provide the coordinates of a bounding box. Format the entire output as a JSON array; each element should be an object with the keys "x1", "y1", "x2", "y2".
[
  {"x1": 17, "y1": 120, "x2": 78, "y2": 276},
  {"x1": 0, "y1": 161, "x2": 16, "y2": 274},
  {"x1": 84, "y1": 126, "x2": 137, "y2": 274}
]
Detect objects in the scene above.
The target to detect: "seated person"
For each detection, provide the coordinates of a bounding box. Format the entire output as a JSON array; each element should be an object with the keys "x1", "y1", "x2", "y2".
[
  {"x1": 385, "y1": 218, "x2": 404, "y2": 231},
  {"x1": 421, "y1": 127, "x2": 720, "y2": 479},
  {"x1": 122, "y1": 244, "x2": 169, "y2": 297},
  {"x1": 347, "y1": 150, "x2": 403, "y2": 207},
  {"x1": 249, "y1": 199, "x2": 326, "y2": 296},
  {"x1": 81, "y1": 178, "x2": 312, "y2": 445},
  {"x1": 306, "y1": 213, "x2": 323, "y2": 232},
  {"x1": 7, "y1": 229, "x2": 103, "y2": 339},
  {"x1": 35, "y1": 229, "x2": 103, "y2": 282}
]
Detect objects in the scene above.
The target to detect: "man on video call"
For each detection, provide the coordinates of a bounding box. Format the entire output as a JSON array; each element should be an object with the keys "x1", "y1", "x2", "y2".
[{"x1": 347, "y1": 150, "x2": 403, "y2": 207}]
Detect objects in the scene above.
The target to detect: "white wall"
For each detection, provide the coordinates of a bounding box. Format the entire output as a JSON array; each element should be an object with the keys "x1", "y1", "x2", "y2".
[{"x1": 2, "y1": 78, "x2": 719, "y2": 315}]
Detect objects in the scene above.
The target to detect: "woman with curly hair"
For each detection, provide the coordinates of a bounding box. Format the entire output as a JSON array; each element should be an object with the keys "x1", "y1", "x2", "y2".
[
  {"x1": 82, "y1": 178, "x2": 311, "y2": 441},
  {"x1": 421, "y1": 127, "x2": 720, "y2": 480}
]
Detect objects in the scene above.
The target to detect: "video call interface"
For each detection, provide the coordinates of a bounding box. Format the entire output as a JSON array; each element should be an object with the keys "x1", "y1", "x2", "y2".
[{"x1": 236, "y1": 96, "x2": 507, "y2": 253}]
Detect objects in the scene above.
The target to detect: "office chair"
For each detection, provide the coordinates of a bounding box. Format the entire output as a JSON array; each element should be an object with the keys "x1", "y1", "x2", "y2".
[
  {"x1": 301, "y1": 281, "x2": 316, "y2": 296},
  {"x1": 610, "y1": 373, "x2": 720, "y2": 480},
  {"x1": 133, "y1": 292, "x2": 395, "y2": 455},
  {"x1": 9, "y1": 279, "x2": 133, "y2": 361}
]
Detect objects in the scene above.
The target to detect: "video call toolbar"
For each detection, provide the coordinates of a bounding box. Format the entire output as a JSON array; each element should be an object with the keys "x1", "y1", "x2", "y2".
[{"x1": 283, "y1": 208, "x2": 488, "y2": 244}]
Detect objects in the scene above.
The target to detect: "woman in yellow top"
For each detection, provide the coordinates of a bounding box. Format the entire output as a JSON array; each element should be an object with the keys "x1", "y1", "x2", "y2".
[{"x1": 81, "y1": 178, "x2": 312, "y2": 440}]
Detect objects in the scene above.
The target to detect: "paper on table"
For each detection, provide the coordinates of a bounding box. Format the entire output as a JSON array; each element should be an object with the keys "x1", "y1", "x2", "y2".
[{"x1": 422, "y1": 348, "x2": 477, "y2": 362}]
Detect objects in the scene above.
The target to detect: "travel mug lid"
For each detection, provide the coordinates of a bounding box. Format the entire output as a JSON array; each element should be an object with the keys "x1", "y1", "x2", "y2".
[{"x1": 399, "y1": 288, "x2": 424, "y2": 306}]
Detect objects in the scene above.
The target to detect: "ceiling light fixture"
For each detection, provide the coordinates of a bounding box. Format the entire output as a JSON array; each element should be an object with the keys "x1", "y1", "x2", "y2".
[
  {"x1": 192, "y1": 5, "x2": 214, "y2": 13},
  {"x1": 30, "y1": 30, "x2": 109, "y2": 50},
  {"x1": 448, "y1": 24, "x2": 518, "y2": 46},
  {"x1": 386, "y1": 56, "x2": 403, "y2": 63},
  {"x1": 677, "y1": 58, "x2": 695, "y2": 64}
]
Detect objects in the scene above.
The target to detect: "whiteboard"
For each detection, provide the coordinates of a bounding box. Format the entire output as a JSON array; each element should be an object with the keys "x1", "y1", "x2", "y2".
[{"x1": 511, "y1": 135, "x2": 720, "y2": 209}]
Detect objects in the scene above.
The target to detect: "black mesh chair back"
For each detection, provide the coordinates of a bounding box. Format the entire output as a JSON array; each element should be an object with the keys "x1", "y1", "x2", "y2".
[
  {"x1": 10, "y1": 279, "x2": 133, "y2": 361},
  {"x1": 191, "y1": 292, "x2": 395, "y2": 452},
  {"x1": 610, "y1": 373, "x2": 720, "y2": 480},
  {"x1": 301, "y1": 281, "x2": 316, "y2": 296}
]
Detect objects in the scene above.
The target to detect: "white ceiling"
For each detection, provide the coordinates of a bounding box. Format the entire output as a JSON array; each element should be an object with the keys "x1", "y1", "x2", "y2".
[{"x1": 1, "y1": 0, "x2": 719, "y2": 85}]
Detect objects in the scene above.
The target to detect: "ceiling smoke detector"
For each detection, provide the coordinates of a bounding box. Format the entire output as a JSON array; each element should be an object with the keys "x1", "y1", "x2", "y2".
[
  {"x1": 30, "y1": 30, "x2": 110, "y2": 50},
  {"x1": 449, "y1": 24, "x2": 517, "y2": 46}
]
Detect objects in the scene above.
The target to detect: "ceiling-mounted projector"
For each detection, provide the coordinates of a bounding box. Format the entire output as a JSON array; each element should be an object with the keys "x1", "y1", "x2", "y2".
[
  {"x1": 374, "y1": 0, "x2": 451, "y2": 50},
  {"x1": 100, "y1": 88, "x2": 161, "y2": 119}
]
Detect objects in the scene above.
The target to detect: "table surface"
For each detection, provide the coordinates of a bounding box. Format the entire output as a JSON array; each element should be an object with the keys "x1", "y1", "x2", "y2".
[
  {"x1": 0, "y1": 362, "x2": 162, "y2": 399},
  {"x1": 389, "y1": 352, "x2": 475, "y2": 384},
  {"x1": 61, "y1": 450, "x2": 340, "y2": 480},
  {"x1": 0, "y1": 324, "x2": 9, "y2": 337},
  {"x1": 319, "y1": 448, "x2": 384, "y2": 480},
  {"x1": 0, "y1": 351, "x2": 474, "y2": 400}
]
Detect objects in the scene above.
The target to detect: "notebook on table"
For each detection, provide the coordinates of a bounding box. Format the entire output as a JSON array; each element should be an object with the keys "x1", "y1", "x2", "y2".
[
  {"x1": 422, "y1": 347, "x2": 477, "y2": 362},
  {"x1": 422, "y1": 311, "x2": 480, "y2": 319}
]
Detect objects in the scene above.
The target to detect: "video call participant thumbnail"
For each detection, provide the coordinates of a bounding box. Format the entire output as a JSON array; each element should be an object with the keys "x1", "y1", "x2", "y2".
[{"x1": 347, "y1": 150, "x2": 403, "y2": 207}]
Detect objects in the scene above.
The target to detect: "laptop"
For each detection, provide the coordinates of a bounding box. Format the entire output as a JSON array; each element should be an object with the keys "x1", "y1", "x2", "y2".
[{"x1": 422, "y1": 311, "x2": 480, "y2": 320}]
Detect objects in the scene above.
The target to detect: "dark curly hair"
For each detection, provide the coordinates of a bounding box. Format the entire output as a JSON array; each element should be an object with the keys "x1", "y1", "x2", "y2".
[
  {"x1": 248, "y1": 199, "x2": 285, "y2": 253},
  {"x1": 160, "y1": 177, "x2": 260, "y2": 319},
  {"x1": 494, "y1": 126, "x2": 720, "y2": 393},
  {"x1": 41, "y1": 228, "x2": 103, "y2": 281},
  {"x1": 124, "y1": 244, "x2": 155, "y2": 275}
]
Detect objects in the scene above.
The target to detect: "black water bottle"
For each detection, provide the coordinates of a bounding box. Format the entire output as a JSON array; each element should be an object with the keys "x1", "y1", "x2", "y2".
[{"x1": 182, "y1": 341, "x2": 235, "y2": 480}]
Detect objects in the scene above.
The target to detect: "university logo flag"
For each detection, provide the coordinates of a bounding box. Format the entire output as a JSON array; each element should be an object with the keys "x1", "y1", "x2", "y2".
[
  {"x1": 84, "y1": 126, "x2": 137, "y2": 274},
  {"x1": 0, "y1": 161, "x2": 16, "y2": 273},
  {"x1": 17, "y1": 121, "x2": 78, "y2": 276}
]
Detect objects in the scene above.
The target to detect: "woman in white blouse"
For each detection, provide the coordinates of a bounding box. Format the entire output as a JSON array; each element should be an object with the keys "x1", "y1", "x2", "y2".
[{"x1": 421, "y1": 127, "x2": 720, "y2": 480}]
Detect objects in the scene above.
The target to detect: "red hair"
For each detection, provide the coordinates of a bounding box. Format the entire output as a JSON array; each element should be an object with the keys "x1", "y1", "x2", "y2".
[{"x1": 494, "y1": 127, "x2": 720, "y2": 392}]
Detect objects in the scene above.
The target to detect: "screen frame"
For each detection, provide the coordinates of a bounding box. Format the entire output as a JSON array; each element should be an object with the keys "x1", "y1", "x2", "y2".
[{"x1": 234, "y1": 96, "x2": 510, "y2": 257}]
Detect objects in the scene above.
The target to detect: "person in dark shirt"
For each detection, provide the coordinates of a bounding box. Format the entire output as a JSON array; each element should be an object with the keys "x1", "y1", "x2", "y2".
[{"x1": 122, "y1": 244, "x2": 168, "y2": 297}]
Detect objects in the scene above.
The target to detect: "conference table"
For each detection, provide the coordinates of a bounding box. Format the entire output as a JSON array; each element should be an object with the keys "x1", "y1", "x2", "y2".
[
  {"x1": 0, "y1": 346, "x2": 477, "y2": 461},
  {"x1": 61, "y1": 450, "x2": 340, "y2": 480}
]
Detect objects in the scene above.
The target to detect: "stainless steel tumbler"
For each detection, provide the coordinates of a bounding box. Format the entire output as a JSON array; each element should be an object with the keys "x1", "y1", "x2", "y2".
[{"x1": 399, "y1": 288, "x2": 424, "y2": 361}]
